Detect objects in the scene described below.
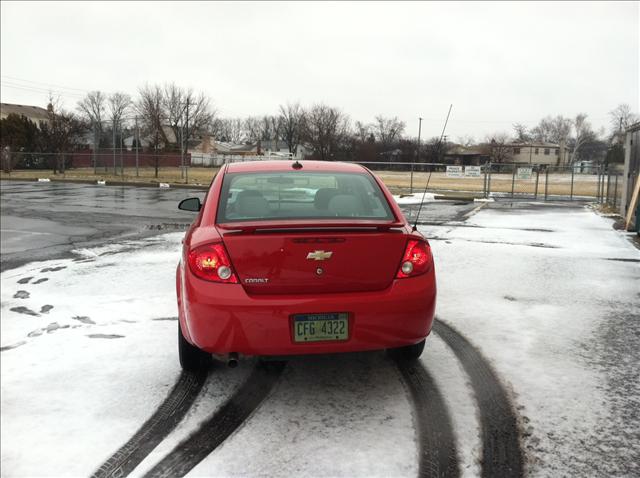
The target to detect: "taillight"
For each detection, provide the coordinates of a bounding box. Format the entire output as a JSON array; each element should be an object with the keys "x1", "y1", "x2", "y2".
[
  {"x1": 187, "y1": 243, "x2": 238, "y2": 283},
  {"x1": 396, "y1": 239, "x2": 432, "y2": 279}
]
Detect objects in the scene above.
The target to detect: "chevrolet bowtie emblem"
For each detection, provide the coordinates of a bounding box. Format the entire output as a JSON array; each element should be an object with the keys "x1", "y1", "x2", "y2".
[{"x1": 306, "y1": 250, "x2": 333, "y2": 261}]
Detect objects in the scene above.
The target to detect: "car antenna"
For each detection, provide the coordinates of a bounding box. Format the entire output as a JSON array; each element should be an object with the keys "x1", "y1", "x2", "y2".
[{"x1": 412, "y1": 104, "x2": 453, "y2": 231}]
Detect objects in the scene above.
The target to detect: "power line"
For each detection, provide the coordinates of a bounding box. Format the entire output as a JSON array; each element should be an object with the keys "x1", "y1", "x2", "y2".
[
  {"x1": 1, "y1": 75, "x2": 90, "y2": 93},
  {"x1": 1, "y1": 81, "x2": 85, "y2": 99}
]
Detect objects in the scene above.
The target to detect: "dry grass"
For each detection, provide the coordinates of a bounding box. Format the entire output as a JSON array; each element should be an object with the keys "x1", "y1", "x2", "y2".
[
  {"x1": 377, "y1": 171, "x2": 601, "y2": 197},
  {"x1": 1, "y1": 167, "x2": 602, "y2": 197}
]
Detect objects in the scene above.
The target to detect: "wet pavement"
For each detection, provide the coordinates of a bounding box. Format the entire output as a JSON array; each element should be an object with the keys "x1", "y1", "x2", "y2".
[
  {"x1": 0, "y1": 180, "x2": 477, "y2": 271},
  {"x1": 0, "y1": 181, "x2": 206, "y2": 271}
]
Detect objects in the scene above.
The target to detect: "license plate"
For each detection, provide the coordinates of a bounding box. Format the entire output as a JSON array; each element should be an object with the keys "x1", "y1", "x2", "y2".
[{"x1": 293, "y1": 313, "x2": 349, "y2": 343}]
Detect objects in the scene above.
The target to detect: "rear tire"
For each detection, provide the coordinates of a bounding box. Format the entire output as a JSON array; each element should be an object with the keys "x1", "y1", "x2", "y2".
[
  {"x1": 178, "y1": 323, "x2": 211, "y2": 371},
  {"x1": 388, "y1": 339, "x2": 426, "y2": 361}
]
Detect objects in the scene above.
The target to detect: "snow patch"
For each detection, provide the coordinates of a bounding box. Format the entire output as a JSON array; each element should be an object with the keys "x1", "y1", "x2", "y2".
[{"x1": 393, "y1": 192, "x2": 436, "y2": 205}]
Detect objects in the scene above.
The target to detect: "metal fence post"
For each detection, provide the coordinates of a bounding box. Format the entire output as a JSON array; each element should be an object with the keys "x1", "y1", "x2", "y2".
[
  {"x1": 597, "y1": 166, "x2": 602, "y2": 203},
  {"x1": 93, "y1": 123, "x2": 97, "y2": 175},
  {"x1": 534, "y1": 168, "x2": 539, "y2": 200},
  {"x1": 544, "y1": 168, "x2": 549, "y2": 200},
  {"x1": 410, "y1": 162, "x2": 414, "y2": 194},
  {"x1": 613, "y1": 174, "x2": 619, "y2": 208},
  {"x1": 135, "y1": 116, "x2": 139, "y2": 177},
  {"x1": 483, "y1": 163, "x2": 488, "y2": 198},
  {"x1": 487, "y1": 162, "x2": 492, "y2": 198},
  {"x1": 510, "y1": 164, "x2": 516, "y2": 197},
  {"x1": 570, "y1": 165, "x2": 574, "y2": 200},
  {"x1": 112, "y1": 120, "x2": 116, "y2": 176}
]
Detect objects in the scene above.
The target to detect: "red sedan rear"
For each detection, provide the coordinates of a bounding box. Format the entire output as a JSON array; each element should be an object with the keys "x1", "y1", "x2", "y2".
[{"x1": 176, "y1": 160, "x2": 436, "y2": 370}]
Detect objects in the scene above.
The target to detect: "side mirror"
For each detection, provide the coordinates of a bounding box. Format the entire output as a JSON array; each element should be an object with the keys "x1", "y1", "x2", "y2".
[{"x1": 178, "y1": 197, "x2": 201, "y2": 212}]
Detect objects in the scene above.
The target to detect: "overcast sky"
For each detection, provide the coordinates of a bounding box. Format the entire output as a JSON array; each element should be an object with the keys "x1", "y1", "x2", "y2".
[{"x1": 1, "y1": 1, "x2": 638, "y2": 140}]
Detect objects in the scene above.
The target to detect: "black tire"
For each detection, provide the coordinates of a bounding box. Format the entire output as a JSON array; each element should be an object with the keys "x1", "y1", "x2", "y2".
[
  {"x1": 178, "y1": 323, "x2": 211, "y2": 371},
  {"x1": 388, "y1": 339, "x2": 426, "y2": 361}
]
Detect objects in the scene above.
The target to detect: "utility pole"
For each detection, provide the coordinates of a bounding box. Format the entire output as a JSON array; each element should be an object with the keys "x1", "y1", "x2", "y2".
[
  {"x1": 183, "y1": 97, "x2": 190, "y2": 179},
  {"x1": 135, "y1": 116, "x2": 139, "y2": 177},
  {"x1": 412, "y1": 117, "x2": 422, "y2": 194},
  {"x1": 181, "y1": 120, "x2": 185, "y2": 179},
  {"x1": 112, "y1": 118, "x2": 116, "y2": 175},
  {"x1": 93, "y1": 122, "x2": 97, "y2": 175},
  {"x1": 120, "y1": 123, "x2": 124, "y2": 176}
]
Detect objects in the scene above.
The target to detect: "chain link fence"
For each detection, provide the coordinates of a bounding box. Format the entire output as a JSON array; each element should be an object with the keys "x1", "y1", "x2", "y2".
[
  {"x1": 353, "y1": 161, "x2": 622, "y2": 201},
  {"x1": 0, "y1": 151, "x2": 625, "y2": 204}
]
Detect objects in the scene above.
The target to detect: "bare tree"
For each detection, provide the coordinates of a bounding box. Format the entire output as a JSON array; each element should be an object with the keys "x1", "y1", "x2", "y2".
[
  {"x1": 278, "y1": 103, "x2": 305, "y2": 156},
  {"x1": 354, "y1": 121, "x2": 372, "y2": 144},
  {"x1": 108, "y1": 92, "x2": 131, "y2": 128},
  {"x1": 456, "y1": 135, "x2": 476, "y2": 147},
  {"x1": 243, "y1": 116, "x2": 262, "y2": 143},
  {"x1": 374, "y1": 115, "x2": 405, "y2": 148},
  {"x1": 40, "y1": 95, "x2": 86, "y2": 174},
  {"x1": 217, "y1": 118, "x2": 245, "y2": 144},
  {"x1": 301, "y1": 104, "x2": 349, "y2": 161},
  {"x1": 569, "y1": 113, "x2": 597, "y2": 164},
  {"x1": 512, "y1": 123, "x2": 532, "y2": 142},
  {"x1": 163, "y1": 83, "x2": 214, "y2": 152},
  {"x1": 531, "y1": 115, "x2": 572, "y2": 144},
  {"x1": 609, "y1": 103, "x2": 639, "y2": 139},
  {"x1": 77, "y1": 91, "x2": 106, "y2": 149},
  {"x1": 136, "y1": 85, "x2": 166, "y2": 177},
  {"x1": 260, "y1": 115, "x2": 273, "y2": 141},
  {"x1": 483, "y1": 133, "x2": 513, "y2": 163}
]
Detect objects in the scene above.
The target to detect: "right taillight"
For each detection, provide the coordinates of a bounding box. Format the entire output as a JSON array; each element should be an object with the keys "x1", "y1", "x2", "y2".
[
  {"x1": 396, "y1": 239, "x2": 432, "y2": 279},
  {"x1": 187, "y1": 243, "x2": 238, "y2": 283}
]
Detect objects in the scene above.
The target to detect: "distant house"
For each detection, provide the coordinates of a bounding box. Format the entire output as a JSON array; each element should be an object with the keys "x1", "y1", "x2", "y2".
[
  {"x1": 0, "y1": 102, "x2": 50, "y2": 126},
  {"x1": 258, "y1": 139, "x2": 310, "y2": 159},
  {"x1": 124, "y1": 125, "x2": 178, "y2": 151},
  {"x1": 509, "y1": 142, "x2": 571, "y2": 166},
  {"x1": 259, "y1": 139, "x2": 291, "y2": 157},
  {"x1": 208, "y1": 141, "x2": 258, "y2": 156},
  {"x1": 444, "y1": 145, "x2": 490, "y2": 165}
]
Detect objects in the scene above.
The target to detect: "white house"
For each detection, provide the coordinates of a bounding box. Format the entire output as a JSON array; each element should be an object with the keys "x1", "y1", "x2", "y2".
[{"x1": 509, "y1": 142, "x2": 571, "y2": 166}]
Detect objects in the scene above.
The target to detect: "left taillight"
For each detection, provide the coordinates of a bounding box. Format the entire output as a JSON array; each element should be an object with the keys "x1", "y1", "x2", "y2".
[
  {"x1": 187, "y1": 243, "x2": 238, "y2": 283},
  {"x1": 396, "y1": 239, "x2": 433, "y2": 279}
]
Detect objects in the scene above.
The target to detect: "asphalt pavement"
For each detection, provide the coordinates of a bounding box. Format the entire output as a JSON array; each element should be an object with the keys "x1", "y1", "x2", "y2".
[{"x1": 0, "y1": 180, "x2": 478, "y2": 271}]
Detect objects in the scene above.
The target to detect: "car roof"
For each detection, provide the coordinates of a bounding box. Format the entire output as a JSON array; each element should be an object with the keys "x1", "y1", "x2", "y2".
[{"x1": 225, "y1": 160, "x2": 367, "y2": 174}]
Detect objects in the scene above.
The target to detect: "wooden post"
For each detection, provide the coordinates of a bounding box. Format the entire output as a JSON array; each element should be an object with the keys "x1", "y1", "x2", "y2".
[{"x1": 624, "y1": 174, "x2": 640, "y2": 231}]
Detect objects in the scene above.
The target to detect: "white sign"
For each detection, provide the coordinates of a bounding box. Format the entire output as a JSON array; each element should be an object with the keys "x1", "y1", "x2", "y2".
[
  {"x1": 516, "y1": 167, "x2": 533, "y2": 180},
  {"x1": 464, "y1": 166, "x2": 481, "y2": 177},
  {"x1": 446, "y1": 166, "x2": 464, "y2": 178}
]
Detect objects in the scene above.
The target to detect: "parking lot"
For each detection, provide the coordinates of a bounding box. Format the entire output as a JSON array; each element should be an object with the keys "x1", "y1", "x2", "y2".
[{"x1": 1, "y1": 180, "x2": 639, "y2": 477}]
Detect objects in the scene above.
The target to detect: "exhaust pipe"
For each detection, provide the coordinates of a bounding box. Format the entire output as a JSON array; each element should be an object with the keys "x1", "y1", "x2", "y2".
[{"x1": 227, "y1": 352, "x2": 239, "y2": 368}]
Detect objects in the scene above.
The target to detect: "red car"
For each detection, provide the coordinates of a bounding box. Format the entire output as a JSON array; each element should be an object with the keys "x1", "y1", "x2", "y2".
[{"x1": 176, "y1": 160, "x2": 436, "y2": 370}]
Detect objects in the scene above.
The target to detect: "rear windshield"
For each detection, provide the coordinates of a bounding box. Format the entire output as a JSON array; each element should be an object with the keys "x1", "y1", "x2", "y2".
[{"x1": 217, "y1": 171, "x2": 395, "y2": 223}]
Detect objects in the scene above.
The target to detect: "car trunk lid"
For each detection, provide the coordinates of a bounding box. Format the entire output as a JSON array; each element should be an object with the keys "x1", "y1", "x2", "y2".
[{"x1": 220, "y1": 227, "x2": 407, "y2": 295}]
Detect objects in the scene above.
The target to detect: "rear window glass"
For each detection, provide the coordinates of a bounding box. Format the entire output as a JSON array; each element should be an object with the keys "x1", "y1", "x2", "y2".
[{"x1": 217, "y1": 171, "x2": 395, "y2": 223}]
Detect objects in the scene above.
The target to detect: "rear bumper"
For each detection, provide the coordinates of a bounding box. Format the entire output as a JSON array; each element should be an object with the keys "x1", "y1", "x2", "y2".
[{"x1": 178, "y1": 265, "x2": 436, "y2": 356}]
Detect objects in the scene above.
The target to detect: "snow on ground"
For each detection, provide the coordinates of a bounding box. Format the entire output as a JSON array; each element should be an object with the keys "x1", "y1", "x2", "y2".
[
  {"x1": 1, "y1": 203, "x2": 638, "y2": 477},
  {"x1": 0, "y1": 234, "x2": 242, "y2": 477},
  {"x1": 392, "y1": 192, "x2": 436, "y2": 205},
  {"x1": 191, "y1": 353, "x2": 418, "y2": 478},
  {"x1": 423, "y1": 204, "x2": 640, "y2": 477}
]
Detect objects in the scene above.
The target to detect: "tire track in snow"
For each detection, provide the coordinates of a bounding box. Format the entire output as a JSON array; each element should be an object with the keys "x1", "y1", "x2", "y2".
[
  {"x1": 142, "y1": 361, "x2": 286, "y2": 478},
  {"x1": 91, "y1": 369, "x2": 207, "y2": 478},
  {"x1": 433, "y1": 319, "x2": 524, "y2": 478},
  {"x1": 395, "y1": 358, "x2": 460, "y2": 477}
]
